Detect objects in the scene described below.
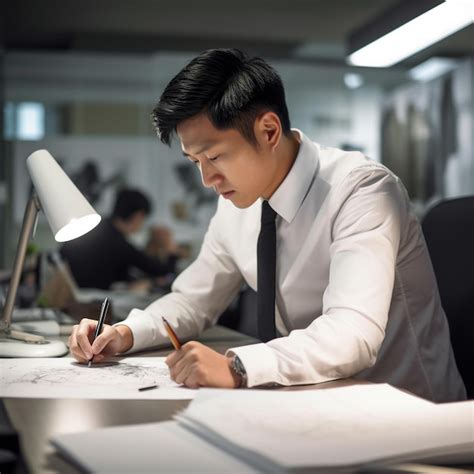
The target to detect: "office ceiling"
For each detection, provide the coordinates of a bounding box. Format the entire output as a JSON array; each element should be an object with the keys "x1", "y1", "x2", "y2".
[{"x1": 4, "y1": 0, "x2": 474, "y2": 70}]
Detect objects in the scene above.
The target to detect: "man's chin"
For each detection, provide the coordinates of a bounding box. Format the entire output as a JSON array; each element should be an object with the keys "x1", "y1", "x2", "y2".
[{"x1": 227, "y1": 195, "x2": 258, "y2": 209}]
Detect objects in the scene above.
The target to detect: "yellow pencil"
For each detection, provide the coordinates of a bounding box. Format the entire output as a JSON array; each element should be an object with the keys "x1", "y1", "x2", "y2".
[{"x1": 162, "y1": 317, "x2": 182, "y2": 350}]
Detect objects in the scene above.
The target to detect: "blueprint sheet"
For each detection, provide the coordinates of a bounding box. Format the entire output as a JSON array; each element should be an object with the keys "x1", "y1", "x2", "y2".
[{"x1": 0, "y1": 357, "x2": 196, "y2": 399}]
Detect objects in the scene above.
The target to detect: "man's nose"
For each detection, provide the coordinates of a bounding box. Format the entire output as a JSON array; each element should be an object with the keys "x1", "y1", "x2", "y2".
[{"x1": 200, "y1": 161, "x2": 222, "y2": 188}]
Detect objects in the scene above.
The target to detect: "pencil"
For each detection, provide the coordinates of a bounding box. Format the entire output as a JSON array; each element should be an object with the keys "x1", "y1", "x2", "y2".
[
  {"x1": 138, "y1": 384, "x2": 158, "y2": 392},
  {"x1": 162, "y1": 317, "x2": 182, "y2": 350}
]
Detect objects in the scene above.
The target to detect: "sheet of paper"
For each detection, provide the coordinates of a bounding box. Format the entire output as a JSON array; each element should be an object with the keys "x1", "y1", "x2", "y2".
[
  {"x1": 0, "y1": 357, "x2": 196, "y2": 399},
  {"x1": 51, "y1": 420, "x2": 257, "y2": 473},
  {"x1": 177, "y1": 384, "x2": 474, "y2": 469}
]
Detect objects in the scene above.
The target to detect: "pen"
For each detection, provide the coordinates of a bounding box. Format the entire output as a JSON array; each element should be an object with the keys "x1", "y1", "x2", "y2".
[
  {"x1": 88, "y1": 297, "x2": 110, "y2": 367},
  {"x1": 162, "y1": 317, "x2": 182, "y2": 350}
]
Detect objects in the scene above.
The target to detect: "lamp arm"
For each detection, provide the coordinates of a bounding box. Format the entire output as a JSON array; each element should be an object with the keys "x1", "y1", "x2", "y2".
[{"x1": 0, "y1": 194, "x2": 41, "y2": 332}]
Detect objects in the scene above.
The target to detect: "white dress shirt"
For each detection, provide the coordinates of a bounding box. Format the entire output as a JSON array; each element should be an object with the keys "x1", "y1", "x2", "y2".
[{"x1": 122, "y1": 130, "x2": 466, "y2": 402}]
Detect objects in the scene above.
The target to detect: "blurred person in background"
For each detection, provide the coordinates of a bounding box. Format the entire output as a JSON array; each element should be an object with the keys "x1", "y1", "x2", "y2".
[
  {"x1": 61, "y1": 189, "x2": 179, "y2": 290},
  {"x1": 145, "y1": 225, "x2": 184, "y2": 291}
]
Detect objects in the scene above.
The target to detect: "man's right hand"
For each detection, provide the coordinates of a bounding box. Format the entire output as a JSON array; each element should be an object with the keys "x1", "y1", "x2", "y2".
[{"x1": 68, "y1": 320, "x2": 133, "y2": 363}]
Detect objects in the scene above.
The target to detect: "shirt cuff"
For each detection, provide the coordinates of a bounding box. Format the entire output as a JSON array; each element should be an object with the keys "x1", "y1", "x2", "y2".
[
  {"x1": 226, "y1": 343, "x2": 279, "y2": 387},
  {"x1": 114, "y1": 308, "x2": 167, "y2": 354}
]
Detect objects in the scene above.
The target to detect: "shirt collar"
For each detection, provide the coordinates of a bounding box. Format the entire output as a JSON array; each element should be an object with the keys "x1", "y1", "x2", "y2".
[{"x1": 267, "y1": 129, "x2": 319, "y2": 223}]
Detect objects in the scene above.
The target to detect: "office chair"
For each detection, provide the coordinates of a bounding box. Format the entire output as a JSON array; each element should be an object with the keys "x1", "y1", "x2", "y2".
[{"x1": 421, "y1": 196, "x2": 474, "y2": 399}]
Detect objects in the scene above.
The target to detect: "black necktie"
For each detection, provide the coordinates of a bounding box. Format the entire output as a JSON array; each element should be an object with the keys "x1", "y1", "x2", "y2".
[{"x1": 257, "y1": 200, "x2": 277, "y2": 342}]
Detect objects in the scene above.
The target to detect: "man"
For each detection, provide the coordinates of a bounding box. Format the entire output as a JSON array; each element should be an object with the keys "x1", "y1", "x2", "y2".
[
  {"x1": 61, "y1": 188, "x2": 177, "y2": 290},
  {"x1": 69, "y1": 49, "x2": 465, "y2": 402}
]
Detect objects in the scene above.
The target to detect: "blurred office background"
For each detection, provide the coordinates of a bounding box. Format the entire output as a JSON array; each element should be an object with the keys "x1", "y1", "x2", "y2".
[{"x1": 1, "y1": 0, "x2": 473, "y2": 273}]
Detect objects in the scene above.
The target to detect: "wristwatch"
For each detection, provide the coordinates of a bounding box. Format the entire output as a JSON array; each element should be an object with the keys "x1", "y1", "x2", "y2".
[{"x1": 230, "y1": 355, "x2": 248, "y2": 388}]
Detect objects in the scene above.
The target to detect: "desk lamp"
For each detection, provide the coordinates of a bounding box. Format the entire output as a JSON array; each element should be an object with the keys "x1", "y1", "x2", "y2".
[{"x1": 0, "y1": 150, "x2": 101, "y2": 357}]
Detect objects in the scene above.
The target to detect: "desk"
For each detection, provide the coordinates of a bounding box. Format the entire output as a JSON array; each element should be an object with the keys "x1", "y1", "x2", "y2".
[
  {"x1": 4, "y1": 326, "x2": 470, "y2": 474},
  {"x1": 4, "y1": 326, "x2": 260, "y2": 474}
]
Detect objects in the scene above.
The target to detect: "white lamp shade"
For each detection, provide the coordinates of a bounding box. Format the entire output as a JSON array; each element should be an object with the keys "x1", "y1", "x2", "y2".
[{"x1": 26, "y1": 149, "x2": 101, "y2": 242}]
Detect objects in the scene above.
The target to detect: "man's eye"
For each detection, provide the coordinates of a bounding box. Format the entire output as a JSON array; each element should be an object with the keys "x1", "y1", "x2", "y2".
[{"x1": 209, "y1": 155, "x2": 219, "y2": 161}]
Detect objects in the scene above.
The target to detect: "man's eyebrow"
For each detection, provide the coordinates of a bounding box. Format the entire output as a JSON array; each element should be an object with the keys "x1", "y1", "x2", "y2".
[{"x1": 182, "y1": 144, "x2": 213, "y2": 158}]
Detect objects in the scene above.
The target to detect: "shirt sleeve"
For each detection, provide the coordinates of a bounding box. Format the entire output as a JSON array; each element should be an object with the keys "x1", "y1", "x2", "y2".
[
  {"x1": 119, "y1": 199, "x2": 244, "y2": 353},
  {"x1": 228, "y1": 169, "x2": 407, "y2": 387}
]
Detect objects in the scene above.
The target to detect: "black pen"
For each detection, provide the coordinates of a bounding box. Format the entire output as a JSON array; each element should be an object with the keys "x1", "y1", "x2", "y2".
[{"x1": 88, "y1": 297, "x2": 110, "y2": 368}]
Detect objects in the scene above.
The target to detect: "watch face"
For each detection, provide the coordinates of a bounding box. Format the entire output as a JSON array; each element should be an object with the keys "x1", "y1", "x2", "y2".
[
  {"x1": 232, "y1": 356, "x2": 247, "y2": 388},
  {"x1": 233, "y1": 356, "x2": 246, "y2": 376}
]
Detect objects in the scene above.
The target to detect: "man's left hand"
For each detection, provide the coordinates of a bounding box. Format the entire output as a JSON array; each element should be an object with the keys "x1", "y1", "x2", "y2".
[{"x1": 165, "y1": 341, "x2": 241, "y2": 388}]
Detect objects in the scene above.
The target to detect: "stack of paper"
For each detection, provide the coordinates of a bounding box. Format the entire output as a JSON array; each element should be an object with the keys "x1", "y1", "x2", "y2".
[
  {"x1": 176, "y1": 384, "x2": 474, "y2": 471},
  {"x1": 50, "y1": 383, "x2": 474, "y2": 472},
  {"x1": 51, "y1": 421, "x2": 256, "y2": 473}
]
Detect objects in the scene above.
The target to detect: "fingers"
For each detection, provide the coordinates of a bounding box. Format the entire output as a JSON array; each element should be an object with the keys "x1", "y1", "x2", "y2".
[
  {"x1": 68, "y1": 319, "x2": 118, "y2": 364},
  {"x1": 165, "y1": 348, "x2": 184, "y2": 367},
  {"x1": 166, "y1": 342, "x2": 207, "y2": 388},
  {"x1": 68, "y1": 325, "x2": 88, "y2": 363},
  {"x1": 181, "y1": 371, "x2": 202, "y2": 389},
  {"x1": 174, "y1": 361, "x2": 196, "y2": 386},
  {"x1": 91, "y1": 325, "x2": 119, "y2": 356},
  {"x1": 92, "y1": 324, "x2": 114, "y2": 356},
  {"x1": 168, "y1": 351, "x2": 192, "y2": 383},
  {"x1": 76, "y1": 319, "x2": 100, "y2": 360},
  {"x1": 68, "y1": 319, "x2": 96, "y2": 362},
  {"x1": 165, "y1": 340, "x2": 197, "y2": 369},
  {"x1": 171, "y1": 360, "x2": 203, "y2": 389}
]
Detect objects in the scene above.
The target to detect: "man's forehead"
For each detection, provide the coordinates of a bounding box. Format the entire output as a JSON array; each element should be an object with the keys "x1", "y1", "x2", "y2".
[
  {"x1": 177, "y1": 115, "x2": 219, "y2": 154},
  {"x1": 177, "y1": 114, "x2": 243, "y2": 156}
]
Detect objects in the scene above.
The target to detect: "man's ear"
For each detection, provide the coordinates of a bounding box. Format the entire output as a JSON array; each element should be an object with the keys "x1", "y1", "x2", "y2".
[{"x1": 254, "y1": 112, "x2": 282, "y2": 151}]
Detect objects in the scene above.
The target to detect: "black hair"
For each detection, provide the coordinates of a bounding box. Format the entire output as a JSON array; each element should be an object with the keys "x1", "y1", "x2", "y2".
[
  {"x1": 151, "y1": 48, "x2": 291, "y2": 146},
  {"x1": 111, "y1": 189, "x2": 151, "y2": 220}
]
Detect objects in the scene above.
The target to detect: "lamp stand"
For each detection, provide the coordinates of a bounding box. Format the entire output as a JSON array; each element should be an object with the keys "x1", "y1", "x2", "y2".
[{"x1": 0, "y1": 195, "x2": 68, "y2": 357}]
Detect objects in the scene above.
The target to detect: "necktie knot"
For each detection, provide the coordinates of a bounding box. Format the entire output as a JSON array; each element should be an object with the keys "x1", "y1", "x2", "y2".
[{"x1": 261, "y1": 200, "x2": 277, "y2": 225}]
